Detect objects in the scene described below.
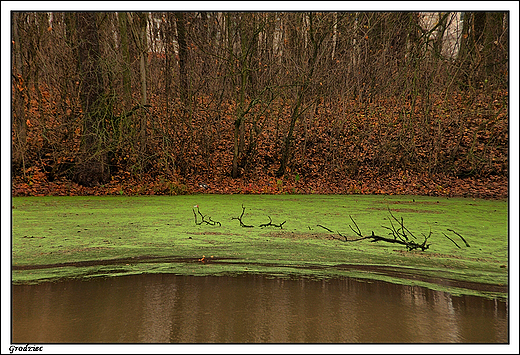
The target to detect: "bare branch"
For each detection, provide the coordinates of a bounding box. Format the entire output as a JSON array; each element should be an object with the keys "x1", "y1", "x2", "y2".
[
  {"x1": 322, "y1": 213, "x2": 431, "y2": 251},
  {"x1": 443, "y1": 232, "x2": 461, "y2": 248},
  {"x1": 260, "y1": 215, "x2": 286, "y2": 228},
  {"x1": 447, "y1": 228, "x2": 470, "y2": 247},
  {"x1": 348, "y1": 215, "x2": 363, "y2": 238},
  {"x1": 317, "y1": 224, "x2": 335, "y2": 233},
  {"x1": 388, "y1": 208, "x2": 417, "y2": 239},
  {"x1": 317, "y1": 224, "x2": 348, "y2": 241},
  {"x1": 232, "y1": 204, "x2": 254, "y2": 227},
  {"x1": 193, "y1": 206, "x2": 221, "y2": 226}
]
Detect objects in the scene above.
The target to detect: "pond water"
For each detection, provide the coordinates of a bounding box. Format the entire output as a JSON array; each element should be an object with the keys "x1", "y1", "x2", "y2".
[{"x1": 12, "y1": 274, "x2": 508, "y2": 343}]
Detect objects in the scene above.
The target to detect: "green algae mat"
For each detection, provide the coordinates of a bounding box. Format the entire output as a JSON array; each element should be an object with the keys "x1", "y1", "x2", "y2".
[{"x1": 11, "y1": 195, "x2": 508, "y2": 299}]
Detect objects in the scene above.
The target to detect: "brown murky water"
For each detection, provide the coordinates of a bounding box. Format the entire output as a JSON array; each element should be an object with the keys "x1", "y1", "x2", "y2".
[{"x1": 12, "y1": 274, "x2": 508, "y2": 343}]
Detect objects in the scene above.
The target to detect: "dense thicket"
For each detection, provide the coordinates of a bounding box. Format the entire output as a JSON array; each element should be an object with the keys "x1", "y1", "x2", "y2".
[{"x1": 11, "y1": 12, "x2": 508, "y2": 197}]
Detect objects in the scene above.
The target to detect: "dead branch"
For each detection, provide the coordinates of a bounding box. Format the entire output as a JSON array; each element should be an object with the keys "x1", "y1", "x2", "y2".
[
  {"x1": 317, "y1": 224, "x2": 335, "y2": 233},
  {"x1": 192, "y1": 205, "x2": 221, "y2": 226},
  {"x1": 348, "y1": 215, "x2": 362, "y2": 238},
  {"x1": 388, "y1": 208, "x2": 417, "y2": 240},
  {"x1": 323, "y1": 213, "x2": 430, "y2": 251},
  {"x1": 317, "y1": 224, "x2": 348, "y2": 241},
  {"x1": 232, "y1": 204, "x2": 254, "y2": 228},
  {"x1": 260, "y1": 215, "x2": 286, "y2": 228},
  {"x1": 443, "y1": 232, "x2": 461, "y2": 248},
  {"x1": 447, "y1": 228, "x2": 470, "y2": 247}
]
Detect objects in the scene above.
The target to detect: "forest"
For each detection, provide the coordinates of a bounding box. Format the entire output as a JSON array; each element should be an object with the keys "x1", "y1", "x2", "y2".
[{"x1": 11, "y1": 11, "x2": 509, "y2": 198}]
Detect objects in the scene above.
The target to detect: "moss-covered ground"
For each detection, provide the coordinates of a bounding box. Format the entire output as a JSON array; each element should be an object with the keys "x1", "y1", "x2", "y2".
[{"x1": 11, "y1": 194, "x2": 508, "y2": 299}]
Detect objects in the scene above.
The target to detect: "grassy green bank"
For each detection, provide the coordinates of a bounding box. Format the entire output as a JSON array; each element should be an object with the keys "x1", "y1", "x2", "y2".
[{"x1": 11, "y1": 194, "x2": 508, "y2": 299}]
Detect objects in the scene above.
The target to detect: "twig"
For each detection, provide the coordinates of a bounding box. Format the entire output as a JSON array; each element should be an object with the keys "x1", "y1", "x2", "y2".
[
  {"x1": 232, "y1": 204, "x2": 254, "y2": 228},
  {"x1": 207, "y1": 217, "x2": 221, "y2": 226},
  {"x1": 384, "y1": 216, "x2": 404, "y2": 241},
  {"x1": 388, "y1": 208, "x2": 416, "y2": 239},
  {"x1": 348, "y1": 215, "x2": 362, "y2": 237},
  {"x1": 260, "y1": 216, "x2": 286, "y2": 228},
  {"x1": 382, "y1": 222, "x2": 406, "y2": 242},
  {"x1": 321, "y1": 213, "x2": 430, "y2": 251},
  {"x1": 259, "y1": 215, "x2": 273, "y2": 227},
  {"x1": 192, "y1": 206, "x2": 221, "y2": 226},
  {"x1": 193, "y1": 208, "x2": 199, "y2": 225},
  {"x1": 317, "y1": 224, "x2": 335, "y2": 233},
  {"x1": 447, "y1": 228, "x2": 470, "y2": 247},
  {"x1": 443, "y1": 232, "x2": 461, "y2": 248},
  {"x1": 317, "y1": 224, "x2": 347, "y2": 241}
]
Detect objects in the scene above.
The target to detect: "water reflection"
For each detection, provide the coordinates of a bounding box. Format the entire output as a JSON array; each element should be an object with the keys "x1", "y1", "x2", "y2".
[{"x1": 12, "y1": 274, "x2": 508, "y2": 343}]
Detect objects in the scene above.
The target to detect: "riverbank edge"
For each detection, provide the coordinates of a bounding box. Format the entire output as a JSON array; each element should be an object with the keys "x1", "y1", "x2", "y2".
[{"x1": 11, "y1": 256, "x2": 508, "y2": 300}]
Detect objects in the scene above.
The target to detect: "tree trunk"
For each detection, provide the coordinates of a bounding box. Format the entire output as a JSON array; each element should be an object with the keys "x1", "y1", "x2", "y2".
[
  {"x1": 457, "y1": 12, "x2": 487, "y2": 88},
  {"x1": 174, "y1": 12, "x2": 189, "y2": 106},
  {"x1": 483, "y1": 12, "x2": 507, "y2": 83},
  {"x1": 117, "y1": 12, "x2": 132, "y2": 108},
  {"x1": 138, "y1": 13, "x2": 148, "y2": 151},
  {"x1": 277, "y1": 13, "x2": 320, "y2": 177},
  {"x1": 74, "y1": 12, "x2": 107, "y2": 187},
  {"x1": 231, "y1": 14, "x2": 253, "y2": 178},
  {"x1": 277, "y1": 91, "x2": 304, "y2": 177},
  {"x1": 232, "y1": 29, "x2": 249, "y2": 178},
  {"x1": 331, "y1": 12, "x2": 338, "y2": 61},
  {"x1": 11, "y1": 12, "x2": 27, "y2": 173}
]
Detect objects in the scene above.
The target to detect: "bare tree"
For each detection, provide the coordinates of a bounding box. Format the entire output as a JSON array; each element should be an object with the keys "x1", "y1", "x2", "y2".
[
  {"x1": 277, "y1": 12, "x2": 331, "y2": 177},
  {"x1": 11, "y1": 11, "x2": 508, "y2": 192},
  {"x1": 74, "y1": 12, "x2": 108, "y2": 186}
]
